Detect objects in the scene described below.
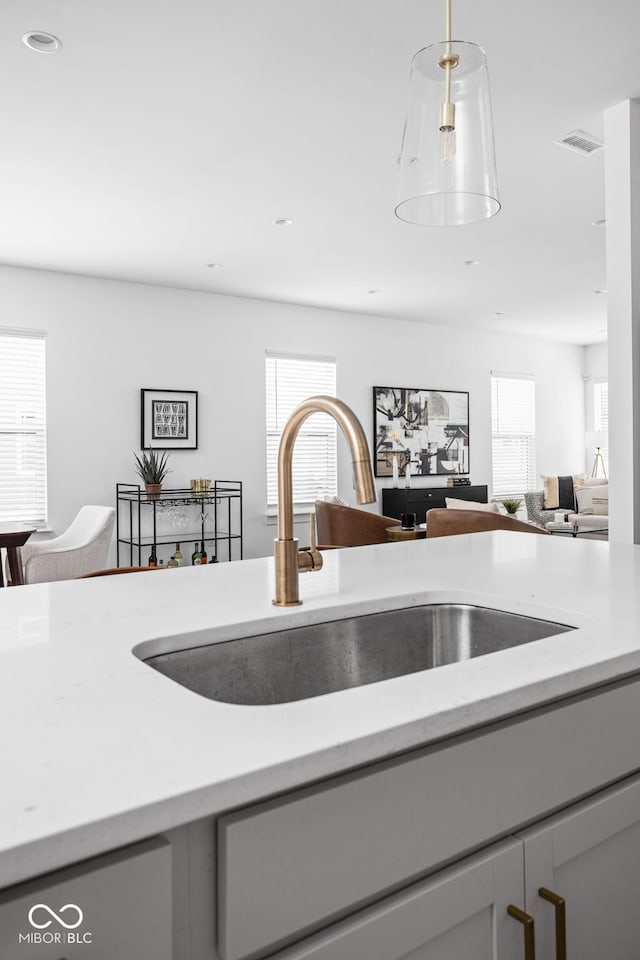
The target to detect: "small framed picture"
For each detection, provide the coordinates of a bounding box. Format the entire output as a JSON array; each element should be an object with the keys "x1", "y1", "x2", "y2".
[{"x1": 141, "y1": 389, "x2": 198, "y2": 449}]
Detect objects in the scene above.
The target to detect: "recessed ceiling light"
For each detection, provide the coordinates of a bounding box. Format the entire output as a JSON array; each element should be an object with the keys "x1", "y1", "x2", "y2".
[
  {"x1": 464, "y1": 259, "x2": 480, "y2": 266},
  {"x1": 494, "y1": 311, "x2": 506, "y2": 316},
  {"x1": 22, "y1": 31, "x2": 62, "y2": 53},
  {"x1": 592, "y1": 219, "x2": 606, "y2": 227},
  {"x1": 367, "y1": 289, "x2": 379, "y2": 295},
  {"x1": 592, "y1": 289, "x2": 607, "y2": 295},
  {"x1": 272, "y1": 218, "x2": 293, "y2": 227},
  {"x1": 206, "y1": 263, "x2": 222, "y2": 269}
]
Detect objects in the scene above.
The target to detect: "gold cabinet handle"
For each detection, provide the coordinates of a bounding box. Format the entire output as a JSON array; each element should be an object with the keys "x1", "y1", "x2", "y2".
[
  {"x1": 507, "y1": 904, "x2": 536, "y2": 960},
  {"x1": 539, "y1": 887, "x2": 567, "y2": 960}
]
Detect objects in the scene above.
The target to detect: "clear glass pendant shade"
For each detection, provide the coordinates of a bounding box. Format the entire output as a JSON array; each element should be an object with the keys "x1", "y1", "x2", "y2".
[{"x1": 395, "y1": 41, "x2": 500, "y2": 226}]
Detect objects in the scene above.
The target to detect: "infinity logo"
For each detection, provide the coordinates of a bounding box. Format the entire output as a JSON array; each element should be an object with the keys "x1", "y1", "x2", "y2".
[{"x1": 28, "y1": 904, "x2": 84, "y2": 930}]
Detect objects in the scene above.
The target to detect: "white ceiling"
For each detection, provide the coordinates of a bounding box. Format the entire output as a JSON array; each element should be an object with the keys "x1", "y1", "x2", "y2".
[{"x1": 1, "y1": 0, "x2": 639, "y2": 345}]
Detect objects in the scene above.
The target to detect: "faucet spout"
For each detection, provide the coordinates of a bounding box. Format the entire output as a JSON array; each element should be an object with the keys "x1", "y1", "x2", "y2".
[{"x1": 273, "y1": 396, "x2": 376, "y2": 606}]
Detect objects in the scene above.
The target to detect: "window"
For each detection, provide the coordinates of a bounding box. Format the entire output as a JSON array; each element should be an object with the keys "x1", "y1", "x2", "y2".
[
  {"x1": 593, "y1": 379, "x2": 609, "y2": 473},
  {"x1": 491, "y1": 373, "x2": 536, "y2": 499},
  {"x1": 266, "y1": 352, "x2": 337, "y2": 510},
  {"x1": 0, "y1": 330, "x2": 47, "y2": 526}
]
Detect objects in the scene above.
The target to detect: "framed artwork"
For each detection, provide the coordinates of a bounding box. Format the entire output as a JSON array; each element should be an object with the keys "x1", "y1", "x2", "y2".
[
  {"x1": 141, "y1": 388, "x2": 198, "y2": 450},
  {"x1": 373, "y1": 386, "x2": 469, "y2": 477}
]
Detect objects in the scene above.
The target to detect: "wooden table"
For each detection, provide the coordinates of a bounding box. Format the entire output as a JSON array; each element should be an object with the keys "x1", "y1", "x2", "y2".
[
  {"x1": 0, "y1": 523, "x2": 35, "y2": 586},
  {"x1": 385, "y1": 526, "x2": 427, "y2": 542}
]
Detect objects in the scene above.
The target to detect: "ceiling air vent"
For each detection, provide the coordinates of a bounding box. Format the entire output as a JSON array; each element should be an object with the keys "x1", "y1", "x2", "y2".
[{"x1": 554, "y1": 130, "x2": 604, "y2": 156}]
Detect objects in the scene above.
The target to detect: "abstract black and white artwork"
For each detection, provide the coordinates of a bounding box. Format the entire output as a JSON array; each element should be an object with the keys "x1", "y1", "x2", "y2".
[
  {"x1": 373, "y1": 386, "x2": 469, "y2": 477},
  {"x1": 141, "y1": 389, "x2": 198, "y2": 449}
]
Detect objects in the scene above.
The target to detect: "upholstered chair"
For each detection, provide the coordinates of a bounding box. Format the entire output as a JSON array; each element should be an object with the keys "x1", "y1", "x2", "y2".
[
  {"x1": 314, "y1": 500, "x2": 400, "y2": 548},
  {"x1": 524, "y1": 491, "x2": 559, "y2": 528},
  {"x1": 426, "y1": 508, "x2": 549, "y2": 539},
  {"x1": 20, "y1": 505, "x2": 116, "y2": 584}
]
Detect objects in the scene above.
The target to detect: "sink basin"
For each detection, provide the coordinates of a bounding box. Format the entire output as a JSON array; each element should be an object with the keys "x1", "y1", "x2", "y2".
[{"x1": 143, "y1": 603, "x2": 574, "y2": 706}]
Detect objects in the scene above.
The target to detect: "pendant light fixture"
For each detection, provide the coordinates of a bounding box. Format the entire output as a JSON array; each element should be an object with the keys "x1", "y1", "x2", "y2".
[{"x1": 395, "y1": 0, "x2": 500, "y2": 226}]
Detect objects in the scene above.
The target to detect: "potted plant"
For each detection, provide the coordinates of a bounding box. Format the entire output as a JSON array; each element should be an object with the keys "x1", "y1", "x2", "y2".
[
  {"x1": 133, "y1": 448, "x2": 171, "y2": 498},
  {"x1": 501, "y1": 497, "x2": 523, "y2": 516}
]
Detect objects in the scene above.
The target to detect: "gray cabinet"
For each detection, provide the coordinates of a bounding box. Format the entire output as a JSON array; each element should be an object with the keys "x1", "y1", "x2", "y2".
[
  {"x1": 218, "y1": 677, "x2": 640, "y2": 960},
  {"x1": 519, "y1": 772, "x2": 640, "y2": 960},
  {"x1": 249, "y1": 773, "x2": 640, "y2": 960},
  {"x1": 0, "y1": 837, "x2": 172, "y2": 960}
]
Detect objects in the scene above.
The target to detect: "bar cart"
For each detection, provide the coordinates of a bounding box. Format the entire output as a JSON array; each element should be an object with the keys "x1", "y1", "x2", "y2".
[{"x1": 116, "y1": 481, "x2": 243, "y2": 567}]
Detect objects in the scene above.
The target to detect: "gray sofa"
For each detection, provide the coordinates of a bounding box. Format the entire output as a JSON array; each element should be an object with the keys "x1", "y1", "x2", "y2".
[{"x1": 525, "y1": 481, "x2": 608, "y2": 535}]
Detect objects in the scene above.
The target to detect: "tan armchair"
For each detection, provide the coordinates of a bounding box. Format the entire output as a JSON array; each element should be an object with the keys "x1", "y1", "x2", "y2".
[
  {"x1": 314, "y1": 500, "x2": 400, "y2": 548},
  {"x1": 78, "y1": 565, "x2": 163, "y2": 577},
  {"x1": 426, "y1": 508, "x2": 549, "y2": 539}
]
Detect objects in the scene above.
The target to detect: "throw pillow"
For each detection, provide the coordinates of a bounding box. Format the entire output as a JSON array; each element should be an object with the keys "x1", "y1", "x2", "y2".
[
  {"x1": 445, "y1": 498, "x2": 500, "y2": 513},
  {"x1": 592, "y1": 487, "x2": 609, "y2": 516},
  {"x1": 575, "y1": 486, "x2": 596, "y2": 515},
  {"x1": 542, "y1": 475, "x2": 576, "y2": 510}
]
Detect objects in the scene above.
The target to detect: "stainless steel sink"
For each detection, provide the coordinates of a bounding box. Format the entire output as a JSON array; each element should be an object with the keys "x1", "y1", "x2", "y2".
[{"x1": 143, "y1": 604, "x2": 574, "y2": 706}]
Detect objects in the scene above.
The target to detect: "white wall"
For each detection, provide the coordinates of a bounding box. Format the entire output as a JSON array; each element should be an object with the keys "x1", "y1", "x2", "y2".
[
  {"x1": 1, "y1": 265, "x2": 585, "y2": 559},
  {"x1": 583, "y1": 343, "x2": 608, "y2": 384}
]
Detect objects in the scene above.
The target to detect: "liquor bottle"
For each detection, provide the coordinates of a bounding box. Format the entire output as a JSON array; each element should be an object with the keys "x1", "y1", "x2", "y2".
[
  {"x1": 173, "y1": 543, "x2": 183, "y2": 566},
  {"x1": 200, "y1": 540, "x2": 208, "y2": 564},
  {"x1": 148, "y1": 547, "x2": 157, "y2": 567},
  {"x1": 158, "y1": 559, "x2": 165, "y2": 567},
  {"x1": 191, "y1": 542, "x2": 202, "y2": 565},
  {"x1": 167, "y1": 554, "x2": 179, "y2": 568}
]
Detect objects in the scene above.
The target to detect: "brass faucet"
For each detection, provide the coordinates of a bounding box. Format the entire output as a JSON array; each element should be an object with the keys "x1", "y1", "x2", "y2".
[{"x1": 273, "y1": 396, "x2": 377, "y2": 606}]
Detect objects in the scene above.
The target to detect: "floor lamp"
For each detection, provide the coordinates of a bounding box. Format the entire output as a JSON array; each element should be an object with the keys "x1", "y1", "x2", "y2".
[{"x1": 586, "y1": 431, "x2": 608, "y2": 478}]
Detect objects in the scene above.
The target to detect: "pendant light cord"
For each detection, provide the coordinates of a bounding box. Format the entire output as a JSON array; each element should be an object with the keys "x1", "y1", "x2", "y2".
[
  {"x1": 439, "y1": 0, "x2": 457, "y2": 131},
  {"x1": 444, "y1": 0, "x2": 452, "y2": 103}
]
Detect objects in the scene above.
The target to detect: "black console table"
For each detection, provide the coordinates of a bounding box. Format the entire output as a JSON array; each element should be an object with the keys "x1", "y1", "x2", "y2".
[{"x1": 382, "y1": 485, "x2": 488, "y2": 524}]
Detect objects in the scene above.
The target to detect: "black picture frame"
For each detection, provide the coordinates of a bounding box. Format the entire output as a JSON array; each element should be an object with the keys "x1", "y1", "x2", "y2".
[
  {"x1": 373, "y1": 385, "x2": 469, "y2": 478},
  {"x1": 141, "y1": 388, "x2": 198, "y2": 450}
]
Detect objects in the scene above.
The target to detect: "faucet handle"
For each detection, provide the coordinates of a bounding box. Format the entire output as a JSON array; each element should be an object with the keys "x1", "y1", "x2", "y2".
[
  {"x1": 298, "y1": 508, "x2": 323, "y2": 571},
  {"x1": 298, "y1": 548, "x2": 323, "y2": 573},
  {"x1": 310, "y1": 510, "x2": 317, "y2": 551}
]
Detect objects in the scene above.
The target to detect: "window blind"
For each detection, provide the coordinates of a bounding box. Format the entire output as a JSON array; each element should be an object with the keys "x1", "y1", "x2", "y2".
[
  {"x1": 594, "y1": 380, "x2": 608, "y2": 431},
  {"x1": 491, "y1": 373, "x2": 536, "y2": 500},
  {"x1": 594, "y1": 379, "x2": 609, "y2": 471},
  {"x1": 265, "y1": 353, "x2": 337, "y2": 509},
  {"x1": 0, "y1": 330, "x2": 47, "y2": 526}
]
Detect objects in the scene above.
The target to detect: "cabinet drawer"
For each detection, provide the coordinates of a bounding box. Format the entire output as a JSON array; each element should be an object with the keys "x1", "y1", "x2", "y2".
[
  {"x1": 218, "y1": 677, "x2": 640, "y2": 960},
  {"x1": 408, "y1": 490, "x2": 439, "y2": 503},
  {"x1": 0, "y1": 836, "x2": 172, "y2": 960}
]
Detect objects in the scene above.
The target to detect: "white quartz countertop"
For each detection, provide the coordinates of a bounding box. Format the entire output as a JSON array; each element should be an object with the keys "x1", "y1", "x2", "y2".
[{"x1": 0, "y1": 532, "x2": 637, "y2": 888}]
